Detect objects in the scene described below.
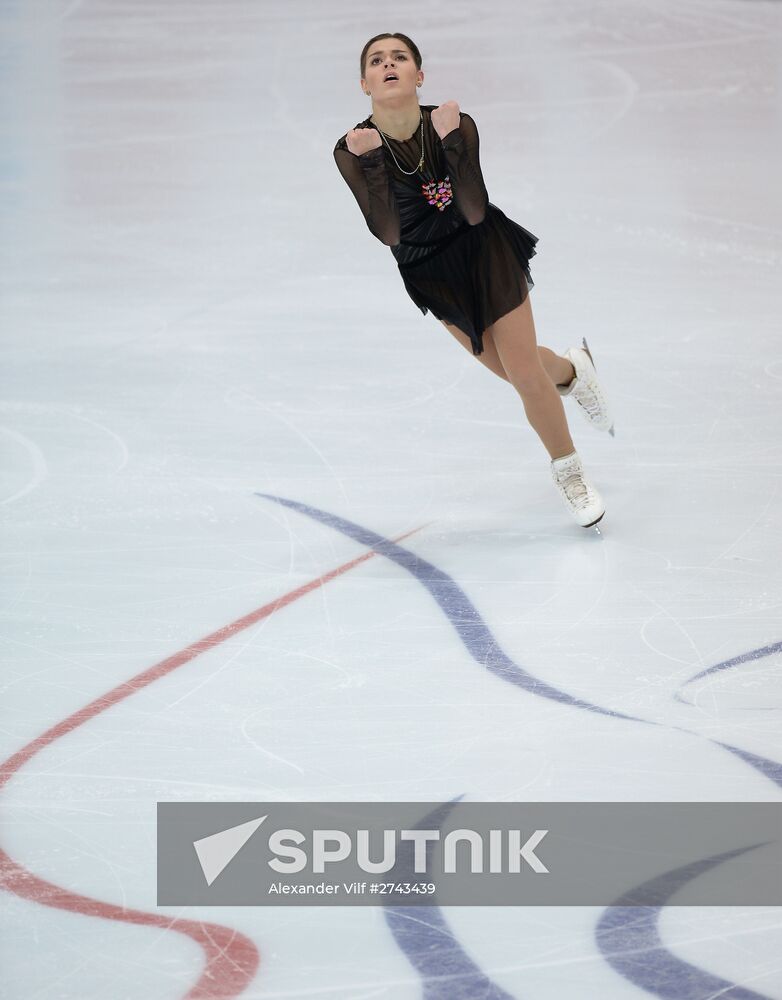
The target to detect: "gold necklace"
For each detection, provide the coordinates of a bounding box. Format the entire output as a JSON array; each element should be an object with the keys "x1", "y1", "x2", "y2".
[{"x1": 371, "y1": 111, "x2": 425, "y2": 175}]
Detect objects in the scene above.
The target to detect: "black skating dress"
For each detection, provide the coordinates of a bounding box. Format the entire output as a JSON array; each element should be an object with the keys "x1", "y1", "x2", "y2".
[{"x1": 333, "y1": 104, "x2": 539, "y2": 356}]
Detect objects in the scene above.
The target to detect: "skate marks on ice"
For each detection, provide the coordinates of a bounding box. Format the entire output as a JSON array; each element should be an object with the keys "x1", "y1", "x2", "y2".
[
  {"x1": 0, "y1": 426, "x2": 48, "y2": 506},
  {"x1": 386, "y1": 805, "x2": 777, "y2": 1000},
  {"x1": 674, "y1": 641, "x2": 782, "y2": 781},
  {"x1": 0, "y1": 531, "x2": 435, "y2": 998},
  {"x1": 596, "y1": 846, "x2": 776, "y2": 1000},
  {"x1": 382, "y1": 798, "x2": 516, "y2": 1000},
  {"x1": 254, "y1": 493, "x2": 782, "y2": 999},
  {"x1": 255, "y1": 492, "x2": 782, "y2": 790},
  {"x1": 254, "y1": 493, "x2": 647, "y2": 724},
  {"x1": 0, "y1": 494, "x2": 782, "y2": 1000},
  {"x1": 0, "y1": 401, "x2": 131, "y2": 509},
  {"x1": 676, "y1": 639, "x2": 782, "y2": 698},
  {"x1": 0, "y1": 847, "x2": 261, "y2": 1000}
]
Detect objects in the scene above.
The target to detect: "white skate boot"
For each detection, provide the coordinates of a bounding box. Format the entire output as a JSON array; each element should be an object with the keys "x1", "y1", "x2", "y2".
[
  {"x1": 551, "y1": 451, "x2": 605, "y2": 528},
  {"x1": 557, "y1": 337, "x2": 615, "y2": 436}
]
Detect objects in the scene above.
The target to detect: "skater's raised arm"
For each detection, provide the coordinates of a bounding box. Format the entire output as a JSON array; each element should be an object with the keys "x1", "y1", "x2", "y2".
[
  {"x1": 333, "y1": 133, "x2": 401, "y2": 247},
  {"x1": 436, "y1": 107, "x2": 489, "y2": 226}
]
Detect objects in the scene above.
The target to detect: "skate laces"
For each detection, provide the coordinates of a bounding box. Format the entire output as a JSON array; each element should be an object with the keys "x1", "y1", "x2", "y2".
[
  {"x1": 572, "y1": 363, "x2": 603, "y2": 419},
  {"x1": 554, "y1": 467, "x2": 591, "y2": 509},
  {"x1": 576, "y1": 396, "x2": 603, "y2": 423}
]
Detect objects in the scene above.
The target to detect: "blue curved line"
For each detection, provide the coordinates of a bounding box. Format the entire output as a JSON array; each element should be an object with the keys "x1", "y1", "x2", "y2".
[
  {"x1": 385, "y1": 906, "x2": 517, "y2": 999},
  {"x1": 257, "y1": 494, "x2": 782, "y2": 996},
  {"x1": 255, "y1": 493, "x2": 647, "y2": 724},
  {"x1": 682, "y1": 640, "x2": 782, "y2": 687},
  {"x1": 596, "y1": 845, "x2": 774, "y2": 999},
  {"x1": 381, "y1": 798, "x2": 518, "y2": 999},
  {"x1": 712, "y1": 739, "x2": 782, "y2": 790},
  {"x1": 257, "y1": 494, "x2": 782, "y2": 787}
]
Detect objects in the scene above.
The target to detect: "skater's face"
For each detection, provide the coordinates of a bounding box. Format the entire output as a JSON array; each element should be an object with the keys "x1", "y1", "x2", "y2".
[{"x1": 361, "y1": 39, "x2": 422, "y2": 99}]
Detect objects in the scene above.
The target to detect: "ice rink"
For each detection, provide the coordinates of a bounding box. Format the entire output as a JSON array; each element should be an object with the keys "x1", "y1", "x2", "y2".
[{"x1": 2, "y1": 0, "x2": 781, "y2": 997}]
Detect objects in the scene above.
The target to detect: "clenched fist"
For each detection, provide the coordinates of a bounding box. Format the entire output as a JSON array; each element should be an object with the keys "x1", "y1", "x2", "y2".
[
  {"x1": 346, "y1": 127, "x2": 382, "y2": 157},
  {"x1": 431, "y1": 101, "x2": 461, "y2": 140}
]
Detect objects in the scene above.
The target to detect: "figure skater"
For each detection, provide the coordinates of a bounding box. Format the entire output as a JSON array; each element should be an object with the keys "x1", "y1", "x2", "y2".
[{"x1": 333, "y1": 32, "x2": 614, "y2": 528}]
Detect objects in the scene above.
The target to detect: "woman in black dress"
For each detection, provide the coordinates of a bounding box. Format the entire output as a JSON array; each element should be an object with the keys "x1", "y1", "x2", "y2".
[{"x1": 334, "y1": 32, "x2": 614, "y2": 528}]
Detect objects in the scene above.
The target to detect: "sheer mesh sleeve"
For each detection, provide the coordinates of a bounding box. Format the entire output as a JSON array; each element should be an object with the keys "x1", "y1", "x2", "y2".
[
  {"x1": 333, "y1": 142, "x2": 401, "y2": 247},
  {"x1": 440, "y1": 111, "x2": 489, "y2": 226}
]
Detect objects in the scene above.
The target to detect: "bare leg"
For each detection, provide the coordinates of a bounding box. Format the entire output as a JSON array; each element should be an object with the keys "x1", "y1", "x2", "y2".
[
  {"x1": 438, "y1": 318, "x2": 511, "y2": 381},
  {"x1": 486, "y1": 296, "x2": 575, "y2": 459},
  {"x1": 439, "y1": 320, "x2": 575, "y2": 389},
  {"x1": 439, "y1": 310, "x2": 574, "y2": 458},
  {"x1": 539, "y1": 346, "x2": 575, "y2": 388}
]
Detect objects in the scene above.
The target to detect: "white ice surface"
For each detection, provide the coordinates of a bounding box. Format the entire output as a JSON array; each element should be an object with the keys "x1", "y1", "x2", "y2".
[{"x1": 1, "y1": 0, "x2": 782, "y2": 998}]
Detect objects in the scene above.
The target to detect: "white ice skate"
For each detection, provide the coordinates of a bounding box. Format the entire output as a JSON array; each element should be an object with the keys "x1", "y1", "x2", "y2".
[
  {"x1": 551, "y1": 451, "x2": 605, "y2": 528},
  {"x1": 557, "y1": 337, "x2": 615, "y2": 436}
]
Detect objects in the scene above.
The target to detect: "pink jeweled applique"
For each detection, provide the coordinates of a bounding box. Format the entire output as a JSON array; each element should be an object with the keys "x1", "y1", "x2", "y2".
[{"x1": 421, "y1": 175, "x2": 453, "y2": 211}]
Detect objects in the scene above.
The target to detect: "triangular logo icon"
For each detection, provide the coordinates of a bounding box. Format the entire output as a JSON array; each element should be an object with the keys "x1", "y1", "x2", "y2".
[{"x1": 193, "y1": 815, "x2": 267, "y2": 886}]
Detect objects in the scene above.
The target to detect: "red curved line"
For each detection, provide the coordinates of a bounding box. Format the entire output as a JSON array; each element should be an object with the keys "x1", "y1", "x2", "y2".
[
  {"x1": 0, "y1": 848, "x2": 259, "y2": 999},
  {"x1": 0, "y1": 523, "x2": 425, "y2": 998}
]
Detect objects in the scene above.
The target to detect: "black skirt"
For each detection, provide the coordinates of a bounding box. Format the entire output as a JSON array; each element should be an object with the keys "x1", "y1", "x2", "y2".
[{"x1": 395, "y1": 203, "x2": 539, "y2": 356}]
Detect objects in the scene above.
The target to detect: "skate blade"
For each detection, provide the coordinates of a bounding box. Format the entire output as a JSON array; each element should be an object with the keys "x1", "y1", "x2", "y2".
[{"x1": 608, "y1": 425, "x2": 615, "y2": 438}]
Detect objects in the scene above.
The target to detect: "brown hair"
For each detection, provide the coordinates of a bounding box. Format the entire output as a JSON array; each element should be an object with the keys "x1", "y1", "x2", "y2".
[{"x1": 360, "y1": 33, "x2": 422, "y2": 79}]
